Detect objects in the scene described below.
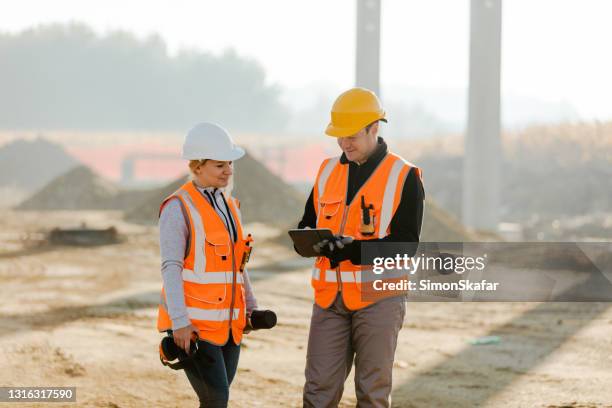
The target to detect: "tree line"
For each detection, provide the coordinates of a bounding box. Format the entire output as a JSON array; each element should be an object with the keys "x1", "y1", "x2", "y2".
[{"x1": 0, "y1": 23, "x2": 289, "y2": 131}]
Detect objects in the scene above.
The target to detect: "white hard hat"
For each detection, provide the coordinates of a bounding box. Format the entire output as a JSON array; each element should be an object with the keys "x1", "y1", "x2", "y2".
[{"x1": 182, "y1": 122, "x2": 245, "y2": 161}]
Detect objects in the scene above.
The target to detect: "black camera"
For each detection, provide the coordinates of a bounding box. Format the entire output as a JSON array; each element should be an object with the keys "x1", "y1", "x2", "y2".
[
  {"x1": 160, "y1": 335, "x2": 196, "y2": 362},
  {"x1": 248, "y1": 309, "x2": 277, "y2": 330},
  {"x1": 159, "y1": 310, "x2": 276, "y2": 370}
]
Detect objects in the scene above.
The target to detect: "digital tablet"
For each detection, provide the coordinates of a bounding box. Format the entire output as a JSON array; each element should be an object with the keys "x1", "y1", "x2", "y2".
[{"x1": 288, "y1": 228, "x2": 335, "y2": 258}]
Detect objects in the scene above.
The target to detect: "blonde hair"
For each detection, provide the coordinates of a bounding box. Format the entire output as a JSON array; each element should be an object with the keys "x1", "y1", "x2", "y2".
[{"x1": 188, "y1": 159, "x2": 207, "y2": 174}]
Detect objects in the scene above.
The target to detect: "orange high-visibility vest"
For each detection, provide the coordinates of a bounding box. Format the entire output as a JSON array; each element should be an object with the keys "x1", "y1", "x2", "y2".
[
  {"x1": 312, "y1": 152, "x2": 421, "y2": 310},
  {"x1": 157, "y1": 181, "x2": 251, "y2": 346}
]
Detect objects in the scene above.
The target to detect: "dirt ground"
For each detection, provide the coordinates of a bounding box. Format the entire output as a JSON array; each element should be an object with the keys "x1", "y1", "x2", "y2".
[{"x1": 1, "y1": 211, "x2": 611, "y2": 407}]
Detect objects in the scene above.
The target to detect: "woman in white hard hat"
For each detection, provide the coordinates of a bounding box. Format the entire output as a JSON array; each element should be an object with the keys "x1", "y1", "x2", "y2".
[{"x1": 157, "y1": 122, "x2": 258, "y2": 407}]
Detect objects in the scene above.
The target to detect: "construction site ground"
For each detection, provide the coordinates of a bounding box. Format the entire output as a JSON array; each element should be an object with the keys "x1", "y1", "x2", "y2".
[{"x1": 1, "y1": 211, "x2": 611, "y2": 408}]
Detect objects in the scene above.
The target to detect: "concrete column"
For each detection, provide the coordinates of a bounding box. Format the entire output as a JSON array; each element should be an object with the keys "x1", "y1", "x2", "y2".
[
  {"x1": 121, "y1": 156, "x2": 135, "y2": 185},
  {"x1": 463, "y1": 0, "x2": 503, "y2": 231},
  {"x1": 356, "y1": 0, "x2": 381, "y2": 95}
]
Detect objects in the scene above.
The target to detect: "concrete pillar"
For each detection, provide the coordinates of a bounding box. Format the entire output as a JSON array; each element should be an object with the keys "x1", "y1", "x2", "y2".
[
  {"x1": 121, "y1": 156, "x2": 135, "y2": 185},
  {"x1": 356, "y1": 0, "x2": 381, "y2": 95},
  {"x1": 463, "y1": 0, "x2": 502, "y2": 231}
]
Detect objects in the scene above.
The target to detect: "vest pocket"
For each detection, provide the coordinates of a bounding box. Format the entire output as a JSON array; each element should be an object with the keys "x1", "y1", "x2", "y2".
[
  {"x1": 319, "y1": 196, "x2": 343, "y2": 220},
  {"x1": 204, "y1": 232, "x2": 232, "y2": 270},
  {"x1": 184, "y1": 281, "x2": 227, "y2": 304},
  {"x1": 183, "y1": 295, "x2": 227, "y2": 331}
]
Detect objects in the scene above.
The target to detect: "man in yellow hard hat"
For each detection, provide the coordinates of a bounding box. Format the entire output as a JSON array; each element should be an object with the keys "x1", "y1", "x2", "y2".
[{"x1": 296, "y1": 88, "x2": 424, "y2": 407}]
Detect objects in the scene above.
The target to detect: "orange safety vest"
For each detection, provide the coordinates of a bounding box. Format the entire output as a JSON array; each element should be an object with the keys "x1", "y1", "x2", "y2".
[
  {"x1": 157, "y1": 181, "x2": 252, "y2": 346},
  {"x1": 312, "y1": 152, "x2": 421, "y2": 310}
]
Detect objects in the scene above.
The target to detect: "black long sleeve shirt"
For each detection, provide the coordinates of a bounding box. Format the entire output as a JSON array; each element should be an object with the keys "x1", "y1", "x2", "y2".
[{"x1": 297, "y1": 137, "x2": 425, "y2": 265}]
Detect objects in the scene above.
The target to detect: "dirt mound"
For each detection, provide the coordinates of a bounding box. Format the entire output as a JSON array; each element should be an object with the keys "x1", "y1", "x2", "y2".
[
  {"x1": 16, "y1": 166, "x2": 150, "y2": 211},
  {"x1": 17, "y1": 166, "x2": 118, "y2": 210},
  {"x1": 125, "y1": 152, "x2": 305, "y2": 225},
  {"x1": 233, "y1": 152, "x2": 305, "y2": 225},
  {"x1": 124, "y1": 175, "x2": 188, "y2": 223},
  {"x1": 0, "y1": 137, "x2": 79, "y2": 191},
  {"x1": 421, "y1": 198, "x2": 479, "y2": 242}
]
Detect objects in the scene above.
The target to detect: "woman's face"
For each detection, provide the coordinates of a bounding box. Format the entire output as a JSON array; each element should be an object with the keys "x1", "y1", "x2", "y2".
[{"x1": 194, "y1": 160, "x2": 233, "y2": 188}]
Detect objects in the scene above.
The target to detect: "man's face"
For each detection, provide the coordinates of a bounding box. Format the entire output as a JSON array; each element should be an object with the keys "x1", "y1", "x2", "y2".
[{"x1": 336, "y1": 122, "x2": 378, "y2": 164}]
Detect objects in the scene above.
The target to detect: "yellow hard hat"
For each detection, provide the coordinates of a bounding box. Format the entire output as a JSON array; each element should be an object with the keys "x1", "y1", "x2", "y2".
[{"x1": 325, "y1": 87, "x2": 387, "y2": 137}]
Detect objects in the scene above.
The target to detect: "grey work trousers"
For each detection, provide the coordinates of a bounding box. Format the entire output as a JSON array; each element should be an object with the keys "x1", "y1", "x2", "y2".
[{"x1": 303, "y1": 293, "x2": 406, "y2": 408}]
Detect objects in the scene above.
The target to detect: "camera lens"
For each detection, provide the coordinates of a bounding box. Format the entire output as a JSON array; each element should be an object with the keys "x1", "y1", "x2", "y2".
[{"x1": 161, "y1": 336, "x2": 180, "y2": 361}]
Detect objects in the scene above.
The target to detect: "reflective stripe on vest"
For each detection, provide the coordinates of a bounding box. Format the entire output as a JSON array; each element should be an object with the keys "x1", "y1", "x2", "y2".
[
  {"x1": 177, "y1": 189, "x2": 207, "y2": 273},
  {"x1": 378, "y1": 158, "x2": 409, "y2": 238},
  {"x1": 159, "y1": 301, "x2": 241, "y2": 322},
  {"x1": 317, "y1": 157, "x2": 340, "y2": 201},
  {"x1": 187, "y1": 307, "x2": 241, "y2": 322},
  {"x1": 182, "y1": 270, "x2": 244, "y2": 285}
]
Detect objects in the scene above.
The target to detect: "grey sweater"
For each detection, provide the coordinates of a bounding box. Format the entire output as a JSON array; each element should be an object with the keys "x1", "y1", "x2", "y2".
[{"x1": 159, "y1": 186, "x2": 258, "y2": 330}]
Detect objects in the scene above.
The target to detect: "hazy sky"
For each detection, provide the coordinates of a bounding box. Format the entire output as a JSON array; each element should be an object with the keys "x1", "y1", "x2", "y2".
[{"x1": 2, "y1": 0, "x2": 611, "y2": 120}]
